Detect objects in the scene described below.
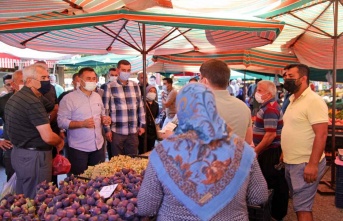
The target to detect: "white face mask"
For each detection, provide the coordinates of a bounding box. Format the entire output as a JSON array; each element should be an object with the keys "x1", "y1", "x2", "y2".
[
  {"x1": 255, "y1": 92, "x2": 265, "y2": 103},
  {"x1": 81, "y1": 79, "x2": 97, "y2": 92},
  {"x1": 18, "y1": 84, "x2": 24, "y2": 90},
  {"x1": 120, "y1": 72, "x2": 131, "y2": 81},
  {"x1": 109, "y1": 76, "x2": 117, "y2": 82},
  {"x1": 146, "y1": 92, "x2": 156, "y2": 101}
]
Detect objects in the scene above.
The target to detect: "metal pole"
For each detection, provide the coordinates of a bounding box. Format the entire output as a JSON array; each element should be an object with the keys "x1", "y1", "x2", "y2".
[
  {"x1": 142, "y1": 23, "x2": 148, "y2": 153},
  {"x1": 331, "y1": 0, "x2": 339, "y2": 187}
]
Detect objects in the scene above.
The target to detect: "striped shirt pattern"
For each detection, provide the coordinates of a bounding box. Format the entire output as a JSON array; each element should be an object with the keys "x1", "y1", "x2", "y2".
[
  {"x1": 4, "y1": 86, "x2": 49, "y2": 148},
  {"x1": 102, "y1": 80, "x2": 146, "y2": 135},
  {"x1": 253, "y1": 98, "x2": 283, "y2": 147}
]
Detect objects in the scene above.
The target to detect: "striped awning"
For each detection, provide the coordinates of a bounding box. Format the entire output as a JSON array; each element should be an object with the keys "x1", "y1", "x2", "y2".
[
  {"x1": 152, "y1": 49, "x2": 299, "y2": 74},
  {"x1": 257, "y1": 0, "x2": 343, "y2": 69},
  {"x1": 0, "y1": 53, "x2": 21, "y2": 69},
  {"x1": 0, "y1": 8, "x2": 284, "y2": 55},
  {"x1": 0, "y1": 0, "x2": 172, "y2": 20}
]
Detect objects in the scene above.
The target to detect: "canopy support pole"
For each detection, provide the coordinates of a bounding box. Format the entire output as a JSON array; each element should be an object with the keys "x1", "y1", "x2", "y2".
[
  {"x1": 142, "y1": 23, "x2": 148, "y2": 154},
  {"x1": 331, "y1": 0, "x2": 339, "y2": 188}
]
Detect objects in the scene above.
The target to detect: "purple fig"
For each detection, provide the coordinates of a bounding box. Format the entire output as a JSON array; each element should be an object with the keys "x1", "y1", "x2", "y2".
[
  {"x1": 122, "y1": 168, "x2": 130, "y2": 175},
  {"x1": 88, "y1": 216, "x2": 98, "y2": 221},
  {"x1": 69, "y1": 193, "x2": 77, "y2": 201},
  {"x1": 98, "y1": 213, "x2": 108, "y2": 221},
  {"x1": 108, "y1": 214, "x2": 120, "y2": 221},
  {"x1": 78, "y1": 214, "x2": 91, "y2": 220},
  {"x1": 86, "y1": 187, "x2": 95, "y2": 196},
  {"x1": 124, "y1": 211, "x2": 135, "y2": 220},
  {"x1": 126, "y1": 192, "x2": 134, "y2": 199},
  {"x1": 100, "y1": 204, "x2": 109, "y2": 212},
  {"x1": 56, "y1": 208, "x2": 67, "y2": 218},
  {"x1": 112, "y1": 198, "x2": 121, "y2": 206},
  {"x1": 55, "y1": 201, "x2": 63, "y2": 209},
  {"x1": 65, "y1": 208, "x2": 76, "y2": 218},
  {"x1": 117, "y1": 206, "x2": 126, "y2": 216},
  {"x1": 90, "y1": 207, "x2": 101, "y2": 216},
  {"x1": 129, "y1": 198, "x2": 137, "y2": 205},
  {"x1": 71, "y1": 202, "x2": 80, "y2": 210},
  {"x1": 76, "y1": 206, "x2": 85, "y2": 215},
  {"x1": 62, "y1": 198, "x2": 70, "y2": 207},
  {"x1": 60, "y1": 218, "x2": 71, "y2": 221},
  {"x1": 3, "y1": 211, "x2": 12, "y2": 219},
  {"x1": 107, "y1": 209, "x2": 116, "y2": 215},
  {"x1": 87, "y1": 197, "x2": 95, "y2": 206},
  {"x1": 126, "y1": 202, "x2": 135, "y2": 211},
  {"x1": 92, "y1": 192, "x2": 101, "y2": 200}
]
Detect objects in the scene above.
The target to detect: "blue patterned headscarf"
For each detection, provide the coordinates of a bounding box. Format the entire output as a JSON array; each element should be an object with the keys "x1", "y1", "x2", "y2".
[
  {"x1": 149, "y1": 83, "x2": 255, "y2": 221},
  {"x1": 174, "y1": 83, "x2": 228, "y2": 144}
]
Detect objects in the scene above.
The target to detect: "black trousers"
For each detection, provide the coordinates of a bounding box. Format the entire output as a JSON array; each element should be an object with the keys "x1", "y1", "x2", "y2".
[
  {"x1": 67, "y1": 147, "x2": 105, "y2": 176},
  {"x1": 258, "y1": 146, "x2": 289, "y2": 220}
]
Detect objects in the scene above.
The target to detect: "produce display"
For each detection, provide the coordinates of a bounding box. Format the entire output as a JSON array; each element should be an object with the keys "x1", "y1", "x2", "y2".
[
  {"x1": 0, "y1": 168, "x2": 148, "y2": 220},
  {"x1": 328, "y1": 109, "x2": 343, "y2": 125},
  {"x1": 81, "y1": 155, "x2": 149, "y2": 179}
]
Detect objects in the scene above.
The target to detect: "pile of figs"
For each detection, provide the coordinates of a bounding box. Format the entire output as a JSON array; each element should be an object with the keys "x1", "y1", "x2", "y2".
[{"x1": 0, "y1": 168, "x2": 148, "y2": 220}]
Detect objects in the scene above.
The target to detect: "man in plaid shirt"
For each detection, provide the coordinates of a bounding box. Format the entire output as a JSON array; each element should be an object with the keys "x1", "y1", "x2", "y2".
[{"x1": 102, "y1": 60, "x2": 146, "y2": 156}]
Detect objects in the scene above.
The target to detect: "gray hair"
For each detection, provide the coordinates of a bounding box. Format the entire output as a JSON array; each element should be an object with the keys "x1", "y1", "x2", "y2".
[
  {"x1": 258, "y1": 80, "x2": 277, "y2": 97},
  {"x1": 23, "y1": 64, "x2": 46, "y2": 81}
]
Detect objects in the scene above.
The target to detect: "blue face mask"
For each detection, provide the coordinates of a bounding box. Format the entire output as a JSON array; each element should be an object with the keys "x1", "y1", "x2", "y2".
[{"x1": 120, "y1": 72, "x2": 131, "y2": 81}]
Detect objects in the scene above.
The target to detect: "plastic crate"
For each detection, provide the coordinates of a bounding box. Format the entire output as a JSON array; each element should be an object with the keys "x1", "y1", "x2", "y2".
[{"x1": 248, "y1": 189, "x2": 273, "y2": 221}]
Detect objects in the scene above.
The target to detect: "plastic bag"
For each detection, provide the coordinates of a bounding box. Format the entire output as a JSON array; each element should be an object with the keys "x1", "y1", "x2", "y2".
[
  {"x1": 1, "y1": 173, "x2": 16, "y2": 198},
  {"x1": 52, "y1": 154, "x2": 71, "y2": 175}
]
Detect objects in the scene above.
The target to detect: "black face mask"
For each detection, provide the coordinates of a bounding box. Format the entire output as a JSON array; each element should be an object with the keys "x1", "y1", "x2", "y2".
[
  {"x1": 283, "y1": 78, "x2": 301, "y2": 94},
  {"x1": 38, "y1": 80, "x2": 51, "y2": 95}
]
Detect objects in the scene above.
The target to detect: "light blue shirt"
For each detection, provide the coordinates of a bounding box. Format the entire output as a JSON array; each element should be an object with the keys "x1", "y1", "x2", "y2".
[
  {"x1": 54, "y1": 84, "x2": 64, "y2": 98},
  {"x1": 58, "y1": 87, "x2": 104, "y2": 152}
]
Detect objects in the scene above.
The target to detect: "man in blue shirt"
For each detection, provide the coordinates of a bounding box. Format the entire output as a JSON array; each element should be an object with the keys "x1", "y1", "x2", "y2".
[{"x1": 58, "y1": 67, "x2": 110, "y2": 175}]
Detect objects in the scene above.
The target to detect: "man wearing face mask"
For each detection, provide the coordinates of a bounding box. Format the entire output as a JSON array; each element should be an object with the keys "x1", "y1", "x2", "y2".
[
  {"x1": 161, "y1": 77, "x2": 177, "y2": 128},
  {"x1": 252, "y1": 80, "x2": 289, "y2": 221},
  {"x1": 58, "y1": 67, "x2": 110, "y2": 175},
  {"x1": 0, "y1": 70, "x2": 24, "y2": 181},
  {"x1": 5, "y1": 64, "x2": 64, "y2": 198},
  {"x1": 102, "y1": 60, "x2": 146, "y2": 156},
  {"x1": 281, "y1": 64, "x2": 328, "y2": 221}
]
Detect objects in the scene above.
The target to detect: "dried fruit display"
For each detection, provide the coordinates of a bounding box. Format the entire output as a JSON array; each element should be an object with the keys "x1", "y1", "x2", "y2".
[{"x1": 81, "y1": 155, "x2": 148, "y2": 179}]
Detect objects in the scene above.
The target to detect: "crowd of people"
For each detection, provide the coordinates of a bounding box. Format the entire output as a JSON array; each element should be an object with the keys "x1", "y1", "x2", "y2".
[{"x1": 0, "y1": 60, "x2": 328, "y2": 221}]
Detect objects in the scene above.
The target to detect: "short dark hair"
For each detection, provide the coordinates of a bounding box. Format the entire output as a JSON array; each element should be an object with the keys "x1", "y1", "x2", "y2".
[
  {"x1": 3, "y1": 74, "x2": 12, "y2": 83},
  {"x1": 72, "y1": 73, "x2": 79, "y2": 81},
  {"x1": 117, "y1": 60, "x2": 131, "y2": 69},
  {"x1": 200, "y1": 59, "x2": 230, "y2": 89},
  {"x1": 109, "y1": 68, "x2": 116, "y2": 72},
  {"x1": 163, "y1": 77, "x2": 173, "y2": 85},
  {"x1": 149, "y1": 75, "x2": 156, "y2": 80},
  {"x1": 284, "y1": 63, "x2": 310, "y2": 84},
  {"x1": 78, "y1": 67, "x2": 96, "y2": 77},
  {"x1": 189, "y1": 77, "x2": 198, "y2": 83}
]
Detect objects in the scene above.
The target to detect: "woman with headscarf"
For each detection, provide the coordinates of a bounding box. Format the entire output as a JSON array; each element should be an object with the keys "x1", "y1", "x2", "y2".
[
  {"x1": 137, "y1": 83, "x2": 268, "y2": 221},
  {"x1": 138, "y1": 85, "x2": 159, "y2": 154}
]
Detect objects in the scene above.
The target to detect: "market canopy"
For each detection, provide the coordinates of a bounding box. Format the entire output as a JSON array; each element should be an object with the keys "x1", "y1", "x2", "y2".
[
  {"x1": 57, "y1": 54, "x2": 140, "y2": 67},
  {"x1": 258, "y1": 0, "x2": 343, "y2": 69},
  {"x1": 0, "y1": 8, "x2": 284, "y2": 55},
  {"x1": 0, "y1": 0, "x2": 172, "y2": 20},
  {"x1": 152, "y1": 49, "x2": 299, "y2": 74}
]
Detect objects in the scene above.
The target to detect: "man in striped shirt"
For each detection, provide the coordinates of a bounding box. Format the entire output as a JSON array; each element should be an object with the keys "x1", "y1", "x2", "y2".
[
  {"x1": 252, "y1": 80, "x2": 288, "y2": 221},
  {"x1": 5, "y1": 64, "x2": 64, "y2": 198},
  {"x1": 102, "y1": 60, "x2": 146, "y2": 156}
]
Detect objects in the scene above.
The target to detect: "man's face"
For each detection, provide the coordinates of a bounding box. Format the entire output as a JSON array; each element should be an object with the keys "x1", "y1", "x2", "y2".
[
  {"x1": 11, "y1": 75, "x2": 24, "y2": 92},
  {"x1": 72, "y1": 75, "x2": 80, "y2": 89},
  {"x1": 163, "y1": 80, "x2": 171, "y2": 90},
  {"x1": 256, "y1": 83, "x2": 270, "y2": 100},
  {"x1": 109, "y1": 70, "x2": 118, "y2": 77},
  {"x1": 80, "y1": 71, "x2": 97, "y2": 87},
  {"x1": 283, "y1": 67, "x2": 300, "y2": 80},
  {"x1": 117, "y1": 64, "x2": 131, "y2": 73},
  {"x1": 149, "y1": 77, "x2": 156, "y2": 85},
  {"x1": 4, "y1": 79, "x2": 13, "y2": 93}
]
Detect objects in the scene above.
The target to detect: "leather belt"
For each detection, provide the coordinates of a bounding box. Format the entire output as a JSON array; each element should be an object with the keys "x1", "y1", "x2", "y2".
[{"x1": 18, "y1": 146, "x2": 53, "y2": 151}]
